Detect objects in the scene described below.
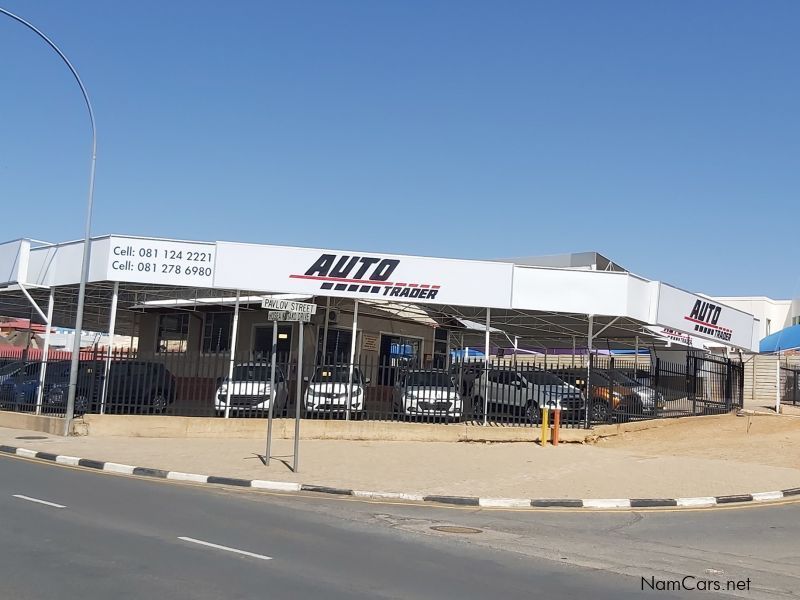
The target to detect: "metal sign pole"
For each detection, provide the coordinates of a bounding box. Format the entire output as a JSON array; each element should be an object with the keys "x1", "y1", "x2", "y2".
[
  {"x1": 265, "y1": 320, "x2": 278, "y2": 466},
  {"x1": 293, "y1": 320, "x2": 304, "y2": 472},
  {"x1": 483, "y1": 308, "x2": 491, "y2": 426}
]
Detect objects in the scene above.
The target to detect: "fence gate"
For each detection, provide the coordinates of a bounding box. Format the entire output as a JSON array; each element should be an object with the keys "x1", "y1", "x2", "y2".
[
  {"x1": 687, "y1": 354, "x2": 743, "y2": 415},
  {"x1": 780, "y1": 365, "x2": 800, "y2": 407}
]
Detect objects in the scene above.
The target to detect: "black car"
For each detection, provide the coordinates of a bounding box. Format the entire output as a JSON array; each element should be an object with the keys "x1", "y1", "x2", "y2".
[
  {"x1": 43, "y1": 360, "x2": 177, "y2": 415},
  {"x1": 2, "y1": 360, "x2": 103, "y2": 414}
]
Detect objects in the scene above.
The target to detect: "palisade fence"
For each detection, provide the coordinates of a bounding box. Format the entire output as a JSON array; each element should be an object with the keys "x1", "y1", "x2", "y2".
[
  {"x1": 0, "y1": 346, "x2": 744, "y2": 428},
  {"x1": 781, "y1": 365, "x2": 800, "y2": 407}
]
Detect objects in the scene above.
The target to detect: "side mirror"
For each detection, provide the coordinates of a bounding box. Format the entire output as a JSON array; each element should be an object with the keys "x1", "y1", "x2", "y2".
[
  {"x1": 215, "y1": 377, "x2": 223, "y2": 388},
  {"x1": 364, "y1": 377, "x2": 371, "y2": 385},
  {"x1": 303, "y1": 376, "x2": 309, "y2": 382}
]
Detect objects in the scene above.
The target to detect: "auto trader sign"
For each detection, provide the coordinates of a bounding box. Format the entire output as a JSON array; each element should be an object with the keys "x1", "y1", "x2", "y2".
[
  {"x1": 213, "y1": 242, "x2": 514, "y2": 308},
  {"x1": 655, "y1": 284, "x2": 754, "y2": 350}
]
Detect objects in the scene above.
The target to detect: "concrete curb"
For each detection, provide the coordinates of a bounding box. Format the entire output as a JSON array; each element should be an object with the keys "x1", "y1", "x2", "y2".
[{"x1": 2, "y1": 444, "x2": 798, "y2": 510}]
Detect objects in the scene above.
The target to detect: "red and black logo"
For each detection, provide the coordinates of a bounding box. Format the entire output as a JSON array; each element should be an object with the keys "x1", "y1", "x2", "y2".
[
  {"x1": 290, "y1": 254, "x2": 441, "y2": 300},
  {"x1": 684, "y1": 300, "x2": 732, "y2": 342}
]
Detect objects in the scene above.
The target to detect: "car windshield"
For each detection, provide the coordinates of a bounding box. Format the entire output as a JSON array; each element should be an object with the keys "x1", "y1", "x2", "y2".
[
  {"x1": 0, "y1": 362, "x2": 22, "y2": 376},
  {"x1": 606, "y1": 370, "x2": 641, "y2": 387},
  {"x1": 522, "y1": 371, "x2": 568, "y2": 386},
  {"x1": 231, "y1": 365, "x2": 281, "y2": 381},
  {"x1": 312, "y1": 367, "x2": 361, "y2": 384},
  {"x1": 407, "y1": 371, "x2": 454, "y2": 388}
]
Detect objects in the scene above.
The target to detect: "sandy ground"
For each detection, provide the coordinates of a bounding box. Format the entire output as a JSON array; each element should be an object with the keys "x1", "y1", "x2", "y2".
[{"x1": 2, "y1": 413, "x2": 799, "y2": 499}]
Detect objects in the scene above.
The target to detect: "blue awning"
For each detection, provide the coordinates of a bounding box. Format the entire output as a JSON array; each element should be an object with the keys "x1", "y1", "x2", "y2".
[{"x1": 760, "y1": 324, "x2": 800, "y2": 353}]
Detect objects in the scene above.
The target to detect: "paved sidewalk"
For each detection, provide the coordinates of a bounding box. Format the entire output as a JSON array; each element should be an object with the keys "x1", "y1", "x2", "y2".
[{"x1": 1, "y1": 413, "x2": 798, "y2": 499}]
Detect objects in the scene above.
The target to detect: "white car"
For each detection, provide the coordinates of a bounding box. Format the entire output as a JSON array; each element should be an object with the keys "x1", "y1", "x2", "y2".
[
  {"x1": 304, "y1": 366, "x2": 368, "y2": 416},
  {"x1": 215, "y1": 362, "x2": 289, "y2": 417},
  {"x1": 393, "y1": 369, "x2": 462, "y2": 420}
]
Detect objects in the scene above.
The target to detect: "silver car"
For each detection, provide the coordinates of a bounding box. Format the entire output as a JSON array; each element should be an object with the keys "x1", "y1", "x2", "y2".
[
  {"x1": 393, "y1": 369, "x2": 463, "y2": 420},
  {"x1": 215, "y1": 362, "x2": 289, "y2": 417}
]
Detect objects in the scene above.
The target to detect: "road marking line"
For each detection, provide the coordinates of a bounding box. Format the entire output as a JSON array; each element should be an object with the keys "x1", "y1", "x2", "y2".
[
  {"x1": 177, "y1": 537, "x2": 272, "y2": 561},
  {"x1": 13, "y1": 494, "x2": 66, "y2": 509}
]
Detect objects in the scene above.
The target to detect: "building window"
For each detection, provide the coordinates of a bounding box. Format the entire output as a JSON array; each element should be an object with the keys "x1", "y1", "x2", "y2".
[
  {"x1": 156, "y1": 314, "x2": 190, "y2": 352},
  {"x1": 203, "y1": 312, "x2": 233, "y2": 353}
]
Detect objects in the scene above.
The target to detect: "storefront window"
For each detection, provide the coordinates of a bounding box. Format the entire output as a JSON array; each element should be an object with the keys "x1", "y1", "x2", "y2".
[
  {"x1": 202, "y1": 312, "x2": 233, "y2": 353},
  {"x1": 156, "y1": 314, "x2": 189, "y2": 353}
]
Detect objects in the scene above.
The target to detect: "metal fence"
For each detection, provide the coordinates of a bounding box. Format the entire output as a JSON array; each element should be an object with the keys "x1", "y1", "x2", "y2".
[
  {"x1": 780, "y1": 365, "x2": 800, "y2": 407},
  {"x1": 0, "y1": 348, "x2": 744, "y2": 427}
]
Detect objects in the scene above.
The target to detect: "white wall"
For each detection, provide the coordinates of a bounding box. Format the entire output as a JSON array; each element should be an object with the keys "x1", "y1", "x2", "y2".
[{"x1": 709, "y1": 296, "x2": 792, "y2": 341}]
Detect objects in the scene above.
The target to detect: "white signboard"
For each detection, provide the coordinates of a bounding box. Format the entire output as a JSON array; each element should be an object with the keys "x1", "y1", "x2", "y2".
[
  {"x1": 262, "y1": 298, "x2": 318, "y2": 314},
  {"x1": 215, "y1": 242, "x2": 514, "y2": 308},
  {"x1": 106, "y1": 236, "x2": 216, "y2": 287},
  {"x1": 268, "y1": 310, "x2": 312, "y2": 322},
  {"x1": 655, "y1": 284, "x2": 755, "y2": 351}
]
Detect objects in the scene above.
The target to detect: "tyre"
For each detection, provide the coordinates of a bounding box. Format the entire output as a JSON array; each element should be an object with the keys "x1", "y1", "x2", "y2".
[
  {"x1": 590, "y1": 399, "x2": 611, "y2": 423},
  {"x1": 472, "y1": 396, "x2": 485, "y2": 421},
  {"x1": 150, "y1": 392, "x2": 169, "y2": 414},
  {"x1": 525, "y1": 401, "x2": 541, "y2": 424}
]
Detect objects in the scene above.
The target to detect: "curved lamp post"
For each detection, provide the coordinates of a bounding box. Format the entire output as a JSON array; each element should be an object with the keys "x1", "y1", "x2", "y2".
[{"x1": 0, "y1": 7, "x2": 97, "y2": 436}]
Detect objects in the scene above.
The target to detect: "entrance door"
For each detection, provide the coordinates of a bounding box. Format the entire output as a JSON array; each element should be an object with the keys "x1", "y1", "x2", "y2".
[
  {"x1": 378, "y1": 335, "x2": 422, "y2": 386},
  {"x1": 252, "y1": 324, "x2": 293, "y2": 361}
]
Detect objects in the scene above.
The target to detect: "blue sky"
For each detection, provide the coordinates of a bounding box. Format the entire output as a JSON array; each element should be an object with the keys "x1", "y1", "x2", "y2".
[{"x1": 0, "y1": 1, "x2": 797, "y2": 298}]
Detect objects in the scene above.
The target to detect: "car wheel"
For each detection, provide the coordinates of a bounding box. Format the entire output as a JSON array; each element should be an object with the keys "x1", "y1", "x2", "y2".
[
  {"x1": 525, "y1": 401, "x2": 541, "y2": 424},
  {"x1": 472, "y1": 396, "x2": 485, "y2": 421},
  {"x1": 151, "y1": 392, "x2": 168, "y2": 414},
  {"x1": 75, "y1": 395, "x2": 89, "y2": 415},
  {"x1": 590, "y1": 399, "x2": 611, "y2": 424}
]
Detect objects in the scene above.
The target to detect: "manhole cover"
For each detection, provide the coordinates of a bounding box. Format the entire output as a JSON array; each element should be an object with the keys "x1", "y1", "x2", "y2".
[
  {"x1": 15, "y1": 436, "x2": 47, "y2": 440},
  {"x1": 430, "y1": 525, "x2": 482, "y2": 534}
]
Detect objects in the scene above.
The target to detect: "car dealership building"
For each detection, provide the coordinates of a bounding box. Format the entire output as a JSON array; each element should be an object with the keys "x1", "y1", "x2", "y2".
[{"x1": 0, "y1": 234, "x2": 761, "y2": 426}]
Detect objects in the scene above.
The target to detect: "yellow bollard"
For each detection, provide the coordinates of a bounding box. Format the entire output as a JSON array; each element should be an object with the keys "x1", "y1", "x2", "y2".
[{"x1": 541, "y1": 407, "x2": 549, "y2": 446}]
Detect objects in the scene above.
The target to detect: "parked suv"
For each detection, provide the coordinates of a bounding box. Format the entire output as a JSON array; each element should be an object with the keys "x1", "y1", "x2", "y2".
[
  {"x1": 304, "y1": 366, "x2": 369, "y2": 417},
  {"x1": 214, "y1": 362, "x2": 288, "y2": 417},
  {"x1": 101, "y1": 361, "x2": 177, "y2": 414},
  {"x1": 556, "y1": 368, "x2": 663, "y2": 422},
  {"x1": 393, "y1": 369, "x2": 463, "y2": 420}
]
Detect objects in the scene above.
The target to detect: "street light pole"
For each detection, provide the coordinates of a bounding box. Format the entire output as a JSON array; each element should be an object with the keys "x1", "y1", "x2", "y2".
[{"x1": 0, "y1": 7, "x2": 97, "y2": 436}]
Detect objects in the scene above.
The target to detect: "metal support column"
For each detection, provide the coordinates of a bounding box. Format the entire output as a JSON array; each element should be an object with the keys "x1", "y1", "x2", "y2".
[
  {"x1": 585, "y1": 314, "x2": 594, "y2": 428},
  {"x1": 34, "y1": 288, "x2": 55, "y2": 415},
  {"x1": 99, "y1": 282, "x2": 119, "y2": 415},
  {"x1": 346, "y1": 301, "x2": 358, "y2": 421},
  {"x1": 482, "y1": 308, "x2": 491, "y2": 426},
  {"x1": 224, "y1": 290, "x2": 241, "y2": 419},
  {"x1": 321, "y1": 297, "x2": 331, "y2": 363},
  {"x1": 265, "y1": 320, "x2": 278, "y2": 466},
  {"x1": 293, "y1": 320, "x2": 304, "y2": 472}
]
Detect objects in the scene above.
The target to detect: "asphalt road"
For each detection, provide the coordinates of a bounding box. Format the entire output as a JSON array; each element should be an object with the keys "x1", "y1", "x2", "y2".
[{"x1": 1, "y1": 455, "x2": 794, "y2": 600}]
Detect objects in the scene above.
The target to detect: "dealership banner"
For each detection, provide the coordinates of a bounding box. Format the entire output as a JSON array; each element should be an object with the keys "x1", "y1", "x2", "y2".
[
  {"x1": 213, "y1": 241, "x2": 514, "y2": 308},
  {"x1": 655, "y1": 284, "x2": 755, "y2": 350}
]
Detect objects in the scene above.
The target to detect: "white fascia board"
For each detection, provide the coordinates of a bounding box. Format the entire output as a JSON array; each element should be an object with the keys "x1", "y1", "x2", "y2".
[
  {"x1": 511, "y1": 266, "x2": 639, "y2": 317},
  {"x1": 0, "y1": 239, "x2": 30, "y2": 285}
]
